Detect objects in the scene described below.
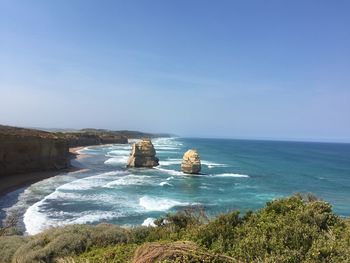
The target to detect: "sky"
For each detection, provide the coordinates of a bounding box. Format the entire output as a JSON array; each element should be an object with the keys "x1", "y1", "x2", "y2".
[{"x1": 0, "y1": 0, "x2": 350, "y2": 142}]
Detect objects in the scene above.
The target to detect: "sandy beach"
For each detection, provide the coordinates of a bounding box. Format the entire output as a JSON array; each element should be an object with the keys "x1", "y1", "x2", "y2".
[
  {"x1": 0, "y1": 147, "x2": 86, "y2": 197},
  {"x1": 69, "y1": 146, "x2": 89, "y2": 160}
]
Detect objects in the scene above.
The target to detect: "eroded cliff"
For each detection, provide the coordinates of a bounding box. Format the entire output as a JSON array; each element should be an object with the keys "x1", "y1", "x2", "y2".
[{"x1": 0, "y1": 126, "x2": 69, "y2": 176}]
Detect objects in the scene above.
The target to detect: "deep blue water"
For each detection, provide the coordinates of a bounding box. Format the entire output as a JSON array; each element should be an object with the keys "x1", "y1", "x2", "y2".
[{"x1": 1, "y1": 137, "x2": 350, "y2": 235}]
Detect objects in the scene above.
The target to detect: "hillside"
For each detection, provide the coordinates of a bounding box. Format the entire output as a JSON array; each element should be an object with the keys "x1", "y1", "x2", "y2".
[
  {"x1": 80, "y1": 128, "x2": 173, "y2": 139},
  {"x1": 54, "y1": 131, "x2": 128, "y2": 147}
]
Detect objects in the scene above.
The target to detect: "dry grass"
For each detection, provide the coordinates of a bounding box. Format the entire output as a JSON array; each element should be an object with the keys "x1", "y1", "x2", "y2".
[
  {"x1": 132, "y1": 241, "x2": 236, "y2": 263},
  {"x1": 0, "y1": 235, "x2": 29, "y2": 262}
]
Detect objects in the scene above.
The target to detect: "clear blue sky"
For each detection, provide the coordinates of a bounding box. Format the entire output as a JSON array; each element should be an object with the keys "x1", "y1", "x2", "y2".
[{"x1": 1, "y1": 1, "x2": 349, "y2": 142}]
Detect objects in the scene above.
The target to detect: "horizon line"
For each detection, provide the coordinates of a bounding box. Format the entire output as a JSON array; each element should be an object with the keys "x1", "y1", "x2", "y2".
[{"x1": 2, "y1": 123, "x2": 349, "y2": 145}]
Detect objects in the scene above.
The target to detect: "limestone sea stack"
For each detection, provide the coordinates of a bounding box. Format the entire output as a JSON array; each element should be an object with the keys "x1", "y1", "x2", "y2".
[
  {"x1": 127, "y1": 139, "x2": 159, "y2": 168},
  {"x1": 181, "y1": 149, "x2": 201, "y2": 174}
]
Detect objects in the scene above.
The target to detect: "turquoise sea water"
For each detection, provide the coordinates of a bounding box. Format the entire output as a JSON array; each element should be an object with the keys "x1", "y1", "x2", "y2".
[{"x1": 1, "y1": 137, "x2": 350, "y2": 235}]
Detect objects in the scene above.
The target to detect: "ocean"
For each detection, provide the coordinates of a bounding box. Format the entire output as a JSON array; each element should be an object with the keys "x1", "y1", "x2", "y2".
[{"x1": 1, "y1": 137, "x2": 350, "y2": 235}]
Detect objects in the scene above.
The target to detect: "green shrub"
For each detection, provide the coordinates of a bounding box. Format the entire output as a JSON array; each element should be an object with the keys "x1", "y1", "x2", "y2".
[
  {"x1": 12, "y1": 224, "x2": 130, "y2": 263},
  {"x1": 129, "y1": 209, "x2": 204, "y2": 244},
  {"x1": 130, "y1": 226, "x2": 154, "y2": 244},
  {"x1": 155, "y1": 208, "x2": 205, "y2": 229},
  {"x1": 200, "y1": 195, "x2": 348, "y2": 263},
  {"x1": 0, "y1": 214, "x2": 21, "y2": 236},
  {"x1": 131, "y1": 223, "x2": 180, "y2": 243},
  {"x1": 74, "y1": 243, "x2": 137, "y2": 263},
  {"x1": 194, "y1": 211, "x2": 241, "y2": 252}
]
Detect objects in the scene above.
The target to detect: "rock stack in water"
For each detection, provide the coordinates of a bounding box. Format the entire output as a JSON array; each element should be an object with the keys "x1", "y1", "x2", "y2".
[
  {"x1": 181, "y1": 149, "x2": 201, "y2": 174},
  {"x1": 127, "y1": 139, "x2": 159, "y2": 168}
]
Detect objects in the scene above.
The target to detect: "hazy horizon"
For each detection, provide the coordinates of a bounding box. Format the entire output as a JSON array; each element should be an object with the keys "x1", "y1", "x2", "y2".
[
  {"x1": 0, "y1": 123, "x2": 348, "y2": 144},
  {"x1": 1, "y1": 1, "x2": 350, "y2": 142}
]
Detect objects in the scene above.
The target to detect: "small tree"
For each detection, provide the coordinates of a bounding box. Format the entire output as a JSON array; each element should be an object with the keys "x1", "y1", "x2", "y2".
[{"x1": 0, "y1": 214, "x2": 18, "y2": 236}]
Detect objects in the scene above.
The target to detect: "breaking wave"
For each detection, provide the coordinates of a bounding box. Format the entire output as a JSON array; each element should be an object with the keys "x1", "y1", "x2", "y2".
[
  {"x1": 159, "y1": 182, "x2": 172, "y2": 187},
  {"x1": 24, "y1": 203, "x2": 122, "y2": 235},
  {"x1": 159, "y1": 159, "x2": 182, "y2": 166},
  {"x1": 201, "y1": 160, "x2": 229, "y2": 168},
  {"x1": 104, "y1": 174, "x2": 155, "y2": 187},
  {"x1": 142, "y1": 217, "x2": 156, "y2": 227},
  {"x1": 211, "y1": 173, "x2": 249, "y2": 178},
  {"x1": 139, "y1": 196, "x2": 190, "y2": 211},
  {"x1": 57, "y1": 171, "x2": 127, "y2": 191},
  {"x1": 154, "y1": 167, "x2": 186, "y2": 176}
]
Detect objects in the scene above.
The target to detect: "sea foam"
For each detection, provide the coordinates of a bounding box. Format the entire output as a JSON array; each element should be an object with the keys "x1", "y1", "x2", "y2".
[
  {"x1": 213, "y1": 173, "x2": 249, "y2": 178},
  {"x1": 142, "y1": 217, "x2": 156, "y2": 227},
  {"x1": 23, "y1": 199, "x2": 49, "y2": 235},
  {"x1": 159, "y1": 159, "x2": 182, "y2": 166},
  {"x1": 201, "y1": 160, "x2": 229, "y2": 168},
  {"x1": 106, "y1": 150, "x2": 130, "y2": 156},
  {"x1": 57, "y1": 171, "x2": 127, "y2": 191},
  {"x1": 104, "y1": 156, "x2": 129, "y2": 165},
  {"x1": 154, "y1": 167, "x2": 186, "y2": 176},
  {"x1": 159, "y1": 182, "x2": 172, "y2": 187},
  {"x1": 104, "y1": 174, "x2": 154, "y2": 187},
  {"x1": 24, "y1": 204, "x2": 121, "y2": 235},
  {"x1": 139, "y1": 196, "x2": 189, "y2": 211}
]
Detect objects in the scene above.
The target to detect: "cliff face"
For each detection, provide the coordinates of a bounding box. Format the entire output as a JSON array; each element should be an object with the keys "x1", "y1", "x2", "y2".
[
  {"x1": 0, "y1": 125, "x2": 164, "y2": 177},
  {"x1": 0, "y1": 127, "x2": 69, "y2": 176}
]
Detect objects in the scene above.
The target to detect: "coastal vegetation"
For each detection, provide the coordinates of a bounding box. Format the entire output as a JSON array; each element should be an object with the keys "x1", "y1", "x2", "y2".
[{"x1": 1, "y1": 194, "x2": 349, "y2": 262}]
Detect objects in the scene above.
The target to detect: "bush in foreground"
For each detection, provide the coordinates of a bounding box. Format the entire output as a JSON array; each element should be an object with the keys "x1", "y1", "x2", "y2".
[
  {"x1": 228, "y1": 196, "x2": 345, "y2": 262},
  {"x1": 12, "y1": 224, "x2": 130, "y2": 263},
  {"x1": 1, "y1": 195, "x2": 350, "y2": 263},
  {"x1": 0, "y1": 235, "x2": 29, "y2": 262},
  {"x1": 62, "y1": 243, "x2": 138, "y2": 263}
]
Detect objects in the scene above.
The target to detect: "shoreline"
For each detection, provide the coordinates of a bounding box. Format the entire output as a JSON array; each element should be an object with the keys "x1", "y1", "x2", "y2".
[{"x1": 0, "y1": 147, "x2": 86, "y2": 198}]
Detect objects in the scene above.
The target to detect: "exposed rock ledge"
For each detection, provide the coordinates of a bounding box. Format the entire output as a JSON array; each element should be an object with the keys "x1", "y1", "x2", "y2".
[{"x1": 127, "y1": 139, "x2": 159, "y2": 168}]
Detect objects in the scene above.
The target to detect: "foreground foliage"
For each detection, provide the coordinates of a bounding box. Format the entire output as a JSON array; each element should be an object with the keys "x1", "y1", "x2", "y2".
[
  {"x1": 6, "y1": 224, "x2": 130, "y2": 263},
  {"x1": 1, "y1": 195, "x2": 350, "y2": 262}
]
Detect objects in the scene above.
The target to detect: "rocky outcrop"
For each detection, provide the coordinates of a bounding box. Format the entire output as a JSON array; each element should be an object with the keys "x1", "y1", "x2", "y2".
[
  {"x1": 127, "y1": 139, "x2": 159, "y2": 168},
  {"x1": 0, "y1": 126, "x2": 70, "y2": 176},
  {"x1": 181, "y1": 149, "x2": 201, "y2": 174}
]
